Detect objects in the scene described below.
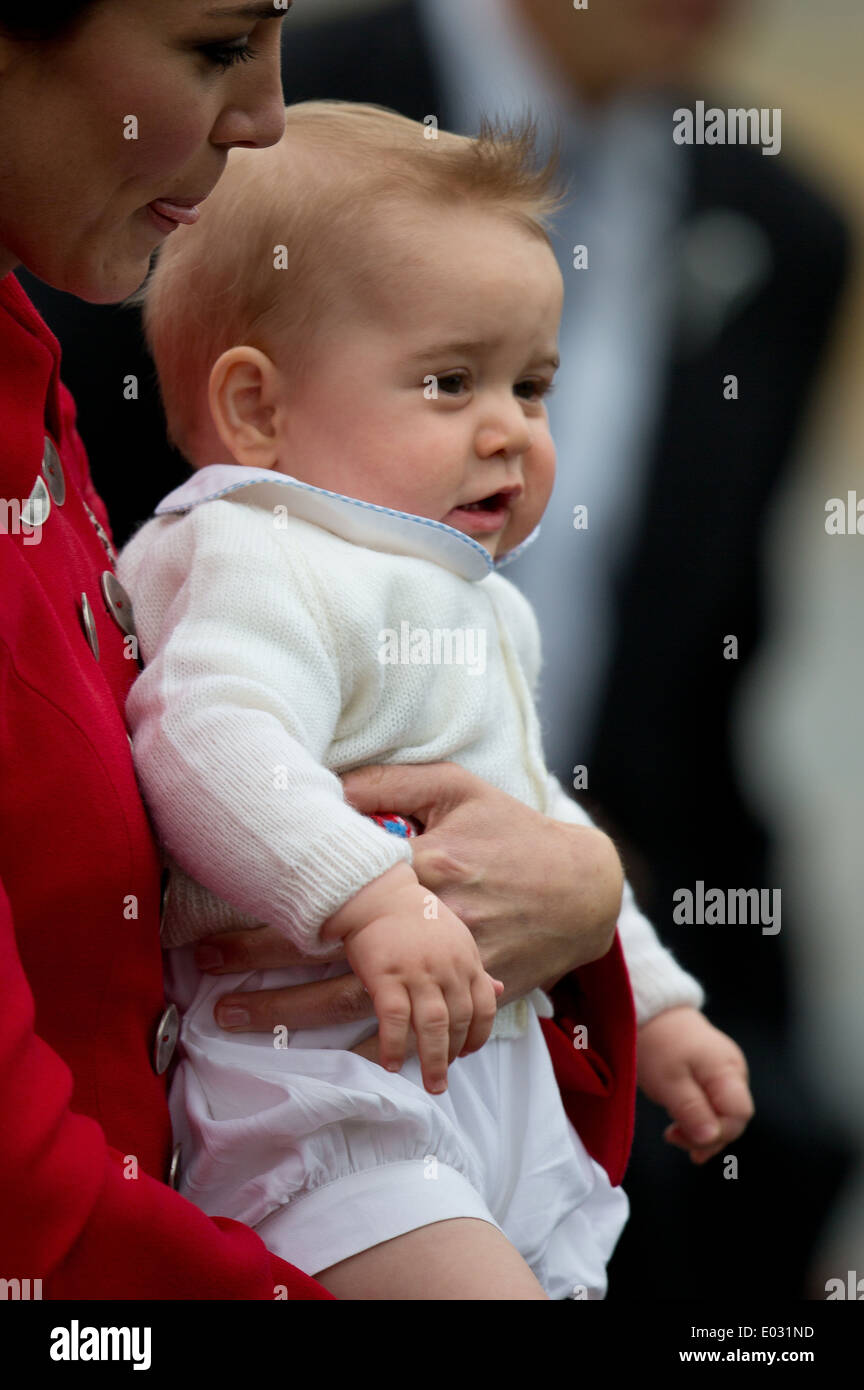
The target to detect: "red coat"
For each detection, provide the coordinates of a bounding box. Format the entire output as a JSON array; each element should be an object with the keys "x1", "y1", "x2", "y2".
[{"x1": 0, "y1": 271, "x2": 635, "y2": 1299}]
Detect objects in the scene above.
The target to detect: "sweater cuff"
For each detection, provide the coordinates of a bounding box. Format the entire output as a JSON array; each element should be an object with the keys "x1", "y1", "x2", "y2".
[
  {"x1": 160, "y1": 860, "x2": 279, "y2": 950},
  {"x1": 624, "y1": 941, "x2": 706, "y2": 1028},
  {"x1": 158, "y1": 826, "x2": 413, "y2": 955}
]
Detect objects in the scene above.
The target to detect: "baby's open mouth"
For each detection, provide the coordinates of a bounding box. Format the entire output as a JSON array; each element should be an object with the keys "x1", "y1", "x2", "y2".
[
  {"x1": 458, "y1": 492, "x2": 508, "y2": 512},
  {"x1": 443, "y1": 492, "x2": 514, "y2": 535}
]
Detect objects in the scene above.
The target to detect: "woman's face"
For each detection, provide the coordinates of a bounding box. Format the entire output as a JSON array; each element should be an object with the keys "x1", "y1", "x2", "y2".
[{"x1": 0, "y1": 1, "x2": 291, "y2": 302}]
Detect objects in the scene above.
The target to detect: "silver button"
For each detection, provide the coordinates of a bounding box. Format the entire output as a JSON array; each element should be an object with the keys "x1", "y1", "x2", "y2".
[
  {"x1": 100, "y1": 570, "x2": 137, "y2": 638},
  {"x1": 167, "y1": 1143, "x2": 182, "y2": 1191},
  {"x1": 153, "y1": 1003, "x2": 180, "y2": 1075},
  {"x1": 41, "y1": 437, "x2": 65, "y2": 505},
  {"x1": 79, "y1": 592, "x2": 99, "y2": 660},
  {"x1": 21, "y1": 475, "x2": 51, "y2": 529}
]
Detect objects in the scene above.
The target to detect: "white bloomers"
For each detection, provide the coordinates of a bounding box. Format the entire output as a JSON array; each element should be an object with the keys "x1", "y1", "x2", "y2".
[{"x1": 165, "y1": 945, "x2": 629, "y2": 1300}]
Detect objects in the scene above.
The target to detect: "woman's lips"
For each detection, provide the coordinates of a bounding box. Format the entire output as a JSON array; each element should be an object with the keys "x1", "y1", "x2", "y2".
[{"x1": 146, "y1": 199, "x2": 201, "y2": 234}]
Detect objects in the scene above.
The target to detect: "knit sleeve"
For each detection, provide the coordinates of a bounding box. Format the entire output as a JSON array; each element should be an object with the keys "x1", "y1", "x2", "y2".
[
  {"x1": 119, "y1": 501, "x2": 412, "y2": 956},
  {"x1": 159, "y1": 856, "x2": 264, "y2": 948},
  {"x1": 544, "y1": 773, "x2": 706, "y2": 1027}
]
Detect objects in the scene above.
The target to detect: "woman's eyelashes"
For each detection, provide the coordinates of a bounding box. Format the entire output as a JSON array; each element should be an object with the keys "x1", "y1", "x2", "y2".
[{"x1": 199, "y1": 39, "x2": 259, "y2": 71}]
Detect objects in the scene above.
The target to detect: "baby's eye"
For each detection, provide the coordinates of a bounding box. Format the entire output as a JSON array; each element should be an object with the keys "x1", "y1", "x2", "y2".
[
  {"x1": 514, "y1": 378, "x2": 555, "y2": 402},
  {"x1": 435, "y1": 374, "x2": 469, "y2": 396}
]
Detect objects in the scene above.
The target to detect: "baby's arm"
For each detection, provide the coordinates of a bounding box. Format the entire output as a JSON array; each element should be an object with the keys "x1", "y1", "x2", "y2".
[
  {"x1": 118, "y1": 501, "x2": 412, "y2": 959},
  {"x1": 320, "y1": 861, "x2": 502, "y2": 1094}
]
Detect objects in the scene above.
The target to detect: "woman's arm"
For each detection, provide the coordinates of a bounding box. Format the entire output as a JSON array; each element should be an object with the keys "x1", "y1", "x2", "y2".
[{"x1": 0, "y1": 876, "x2": 332, "y2": 1299}]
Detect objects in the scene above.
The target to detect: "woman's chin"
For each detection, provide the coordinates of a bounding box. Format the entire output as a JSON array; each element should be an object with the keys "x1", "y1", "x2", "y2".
[{"x1": 64, "y1": 256, "x2": 153, "y2": 306}]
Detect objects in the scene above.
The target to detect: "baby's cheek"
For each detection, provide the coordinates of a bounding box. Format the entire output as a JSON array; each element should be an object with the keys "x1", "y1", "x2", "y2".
[{"x1": 499, "y1": 504, "x2": 538, "y2": 556}]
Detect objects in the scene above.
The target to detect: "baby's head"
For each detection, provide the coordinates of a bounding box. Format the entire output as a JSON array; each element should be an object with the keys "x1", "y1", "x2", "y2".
[{"x1": 139, "y1": 101, "x2": 566, "y2": 558}]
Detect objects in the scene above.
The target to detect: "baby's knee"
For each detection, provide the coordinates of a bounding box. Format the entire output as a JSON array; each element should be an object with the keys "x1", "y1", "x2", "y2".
[{"x1": 315, "y1": 1216, "x2": 549, "y2": 1300}]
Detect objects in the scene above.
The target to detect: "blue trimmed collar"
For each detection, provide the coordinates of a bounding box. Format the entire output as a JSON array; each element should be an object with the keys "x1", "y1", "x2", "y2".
[{"x1": 154, "y1": 464, "x2": 541, "y2": 582}]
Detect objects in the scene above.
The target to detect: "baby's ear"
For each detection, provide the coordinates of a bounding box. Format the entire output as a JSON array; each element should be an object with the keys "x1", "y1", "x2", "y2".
[{"x1": 208, "y1": 346, "x2": 281, "y2": 470}]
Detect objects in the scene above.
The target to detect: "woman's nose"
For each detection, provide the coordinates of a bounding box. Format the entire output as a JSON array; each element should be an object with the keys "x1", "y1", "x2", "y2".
[{"x1": 210, "y1": 53, "x2": 289, "y2": 152}]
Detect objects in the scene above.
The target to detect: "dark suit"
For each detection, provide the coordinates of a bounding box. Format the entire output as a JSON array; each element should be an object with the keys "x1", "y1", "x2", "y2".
[{"x1": 19, "y1": 0, "x2": 853, "y2": 1299}]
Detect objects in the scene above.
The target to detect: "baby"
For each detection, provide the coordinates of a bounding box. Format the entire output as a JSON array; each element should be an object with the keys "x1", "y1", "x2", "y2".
[{"x1": 119, "y1": 101, "x2": 736, "y2": 1300}]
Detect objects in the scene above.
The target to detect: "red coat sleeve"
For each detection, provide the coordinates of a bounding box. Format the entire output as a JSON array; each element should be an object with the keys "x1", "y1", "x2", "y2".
[
  {"x1": 0, "y1": 878, "x2": 333, "y2": 1301},
  {"x1": 540, "y1": 932, "x2": 637, "y2": 1188}
]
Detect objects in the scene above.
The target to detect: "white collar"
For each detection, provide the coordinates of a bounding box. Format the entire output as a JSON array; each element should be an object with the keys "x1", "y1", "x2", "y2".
[{"x1": 155, "y1": 464, "x2": 540, "y2": 583}]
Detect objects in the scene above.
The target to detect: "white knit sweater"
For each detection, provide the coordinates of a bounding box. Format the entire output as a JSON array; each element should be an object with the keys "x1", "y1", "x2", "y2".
[{"x1": 118, "y1": 464, "x2": 704, "y2": 1030}]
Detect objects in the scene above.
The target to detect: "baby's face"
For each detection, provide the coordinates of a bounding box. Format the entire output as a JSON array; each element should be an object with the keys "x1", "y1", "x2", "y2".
[{"x1": 268, "y1": 205, "x2": 563, "y2": 558}]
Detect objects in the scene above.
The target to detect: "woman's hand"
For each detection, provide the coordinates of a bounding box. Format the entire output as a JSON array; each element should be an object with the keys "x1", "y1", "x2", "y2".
[
  {"x1": 343, "y1": 764, "x2": 622, "y2": 997},
  {"x1": 192, "y1": 762, "x2": 624, "y2": 1048}
]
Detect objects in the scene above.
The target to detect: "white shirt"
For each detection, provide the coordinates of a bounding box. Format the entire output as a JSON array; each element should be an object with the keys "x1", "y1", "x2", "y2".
[{"x1": 118, "y1": 464, "x2": 704, "y2": 1029}]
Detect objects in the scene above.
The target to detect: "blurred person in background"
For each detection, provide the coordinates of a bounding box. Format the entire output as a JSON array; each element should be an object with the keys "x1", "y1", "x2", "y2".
[{"x1": 19, "y1": 0, "x2": 854, "y2": 1298}]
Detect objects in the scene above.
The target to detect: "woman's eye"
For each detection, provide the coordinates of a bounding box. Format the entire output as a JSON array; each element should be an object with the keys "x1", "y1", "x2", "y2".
[
  {"x1": 200, "y1": 39, "x2": 259, "y2": 71},
  {"x1": 436, "y1": 374, "x2": 468, "y2": 396}
]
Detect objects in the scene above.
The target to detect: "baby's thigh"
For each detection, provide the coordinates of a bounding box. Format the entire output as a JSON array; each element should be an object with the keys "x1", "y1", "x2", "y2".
[{"x1": 315, "y1": 1217, "x2": 549, "y2": 1301}]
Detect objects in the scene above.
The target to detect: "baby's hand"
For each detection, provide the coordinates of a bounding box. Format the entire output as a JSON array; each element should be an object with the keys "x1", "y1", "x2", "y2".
[
  {"x1": 322, "y1": 863, "x2": 503, "y2": 1094},
  {"x1": 636, "y1": 1007, "x2": 755, "y2": 1164}
]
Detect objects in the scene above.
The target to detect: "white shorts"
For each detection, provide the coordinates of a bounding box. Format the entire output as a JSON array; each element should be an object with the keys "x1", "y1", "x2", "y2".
[{"x1": 165, "y1": 947, "x2": 630, "y2": 1300}]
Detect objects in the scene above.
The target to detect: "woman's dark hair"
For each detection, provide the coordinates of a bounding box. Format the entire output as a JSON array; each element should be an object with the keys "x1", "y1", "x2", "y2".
[{"x1": 0, "y1": 1, "x2": 100, "y2": 42}]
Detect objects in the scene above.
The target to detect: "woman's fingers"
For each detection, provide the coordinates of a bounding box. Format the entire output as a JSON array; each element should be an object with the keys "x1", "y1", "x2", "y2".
[
  {"x1": 341, "y1": 761, "x2": 470, "y2": 826},
  {"x1": 214, "y1": 972, "x2": 374, "y2": 1033},
  {"x1": 191, "y1": 923, "x2": 344, "y2": 973}
]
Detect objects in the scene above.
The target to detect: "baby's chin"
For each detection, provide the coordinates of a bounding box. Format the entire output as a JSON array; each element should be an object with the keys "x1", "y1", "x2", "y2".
[{"x1": 440, "y1": 500, "x2": 519, "y2": 556}]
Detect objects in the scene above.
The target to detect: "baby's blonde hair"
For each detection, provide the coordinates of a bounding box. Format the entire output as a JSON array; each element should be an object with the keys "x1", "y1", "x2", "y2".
[{"x1": 129, "y1": 100, "x2": 566, "y2": 464}]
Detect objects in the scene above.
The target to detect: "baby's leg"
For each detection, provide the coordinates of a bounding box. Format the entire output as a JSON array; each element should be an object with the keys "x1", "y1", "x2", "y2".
[{"x1": 315, "y1": 1217, "x2": 549, "y2": 1300}]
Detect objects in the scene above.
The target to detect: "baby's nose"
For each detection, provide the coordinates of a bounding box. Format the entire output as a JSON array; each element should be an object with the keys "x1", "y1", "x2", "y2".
[{"x1": 474, "y1": 415, "x2": 532, "y2": 460}]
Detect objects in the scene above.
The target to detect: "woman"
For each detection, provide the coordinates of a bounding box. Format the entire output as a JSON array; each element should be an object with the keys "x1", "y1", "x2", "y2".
[{"x1": 0, "y1": 0, "x2": 635, "y2": 1299}]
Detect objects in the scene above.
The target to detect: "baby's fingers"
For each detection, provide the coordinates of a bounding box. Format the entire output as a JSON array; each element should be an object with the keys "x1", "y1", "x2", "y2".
[
  {"x1": 667, "y1": 1066, "x2": 755, "y2": 1162},
  {"x1": 703, "y1": 1069, "x2": 755, "y2": 1131},
  {"x1": 663, "y1": 1075, "x2": 723, "y2": 1149},
  {"x1": 374, "y1": 982, "x2": 412, "y2": 1077},
  {"x1": 458, "y1": 972, "x2": 500, "y2": 1059},
  {"x1": 443, "y1": 984, "x2": 475, "y2": 1066},
  {"x1": 411, "y1": 984, "x2": 453, "y2": 1095},
  {"x1": 664, "y1": 1116, "x2": 737, "y2": 1165}
]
